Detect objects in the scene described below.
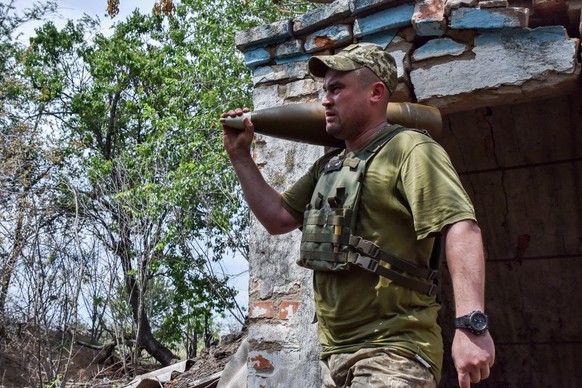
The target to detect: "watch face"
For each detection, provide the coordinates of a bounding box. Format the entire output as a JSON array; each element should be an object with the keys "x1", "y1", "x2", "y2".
[{"x1": 470, "y1": 312, "x2": 488, "y2": 330}]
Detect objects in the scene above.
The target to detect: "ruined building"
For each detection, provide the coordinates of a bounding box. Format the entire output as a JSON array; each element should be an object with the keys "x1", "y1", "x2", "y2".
[{"x1": 230, "y1": 1, "x2": 581, "y2": 386}]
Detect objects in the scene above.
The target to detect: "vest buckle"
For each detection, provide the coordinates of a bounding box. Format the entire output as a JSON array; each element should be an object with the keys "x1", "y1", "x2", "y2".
[
  {"x1": 427, "y1": 283, "x2": 438, "y2": 296},
  {"x1": 427, "y1": 269, "x2": 438, "y2": 281},
  {"x1": 352, "y1": 237, "x2": 380, "y2": 258},
  {"x1": 355, "y1": 254, "x2": 379, "y2": 273}
]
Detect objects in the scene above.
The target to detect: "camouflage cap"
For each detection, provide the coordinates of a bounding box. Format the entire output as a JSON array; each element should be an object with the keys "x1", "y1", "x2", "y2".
[{"x1": 308, "y1": 43, "x2": 398, "y2": 94}]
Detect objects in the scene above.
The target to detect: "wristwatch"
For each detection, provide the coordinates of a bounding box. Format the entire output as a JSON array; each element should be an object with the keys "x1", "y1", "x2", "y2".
[{"x1": 455, "y1": 310, "x2": 489, "y2": 335}]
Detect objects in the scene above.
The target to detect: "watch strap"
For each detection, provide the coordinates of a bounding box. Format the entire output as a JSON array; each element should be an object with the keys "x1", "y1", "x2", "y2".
[{"x1": 455, "y1": 310, "x2": 489, "y2": 335}]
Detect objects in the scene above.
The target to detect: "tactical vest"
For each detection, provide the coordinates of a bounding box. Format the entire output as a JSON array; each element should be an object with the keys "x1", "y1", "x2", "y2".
[{"x1": 298, "y1": 126, "x2": 440, "y2": 296}]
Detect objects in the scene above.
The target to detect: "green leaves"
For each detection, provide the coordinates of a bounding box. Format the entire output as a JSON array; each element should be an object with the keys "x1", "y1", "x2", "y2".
[{"x1": 6, "y1": 0, "x2": 289, "y2": 362}]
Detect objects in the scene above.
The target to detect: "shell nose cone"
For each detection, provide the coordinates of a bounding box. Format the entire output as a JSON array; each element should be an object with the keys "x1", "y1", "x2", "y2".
[{"x1": 219, "y1": 113, "x2": 251, "y2": 129}]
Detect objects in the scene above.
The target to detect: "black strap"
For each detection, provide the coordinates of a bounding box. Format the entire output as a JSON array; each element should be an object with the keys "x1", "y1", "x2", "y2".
[
  {"x1": 354, "y1": 254, "x2": 439, "y2": 296},
  {"x1": 349, "y1": 236, "x2": 437, "y2": 281},
  {"x1": 429, "y1": 235, "x2": 443, "y2": 272}
]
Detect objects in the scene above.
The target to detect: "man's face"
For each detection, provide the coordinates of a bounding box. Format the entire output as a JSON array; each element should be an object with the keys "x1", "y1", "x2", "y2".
[{"x1": 322, "y1": 69, "x2": 372, "y2": 140}]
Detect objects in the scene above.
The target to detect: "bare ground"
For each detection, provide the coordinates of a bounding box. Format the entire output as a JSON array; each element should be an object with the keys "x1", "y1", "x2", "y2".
[{"x1": 0, "y1": 328, "x2": 244, "y2": 387}]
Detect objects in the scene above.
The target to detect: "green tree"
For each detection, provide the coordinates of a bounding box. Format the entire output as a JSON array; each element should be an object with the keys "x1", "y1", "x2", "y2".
[
  {"x1": 21, "y1": 0, "x2": 284, "y2": 366},
  {"x1": 0, "y1": 3, "x2": 93, "y2": 385},
  {"x1": 0, "y1": 0, "x2": 59, "y2": 323}
]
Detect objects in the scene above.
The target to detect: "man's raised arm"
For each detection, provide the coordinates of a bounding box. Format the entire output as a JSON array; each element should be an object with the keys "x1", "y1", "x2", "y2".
[{"x1": 221, "y1": 108, "x2": 300, "y2": 235}]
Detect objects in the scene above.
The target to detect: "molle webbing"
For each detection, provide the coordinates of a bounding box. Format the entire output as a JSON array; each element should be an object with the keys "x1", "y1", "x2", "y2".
[{"x1": 298, "y1": 126, "x2": 440, "y2": 296}]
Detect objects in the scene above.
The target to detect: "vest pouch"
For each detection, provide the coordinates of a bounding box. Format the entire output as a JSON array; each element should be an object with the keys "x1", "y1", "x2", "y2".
[{"x1": 297, "y1": 207, "x2": 355, "y2": 272}]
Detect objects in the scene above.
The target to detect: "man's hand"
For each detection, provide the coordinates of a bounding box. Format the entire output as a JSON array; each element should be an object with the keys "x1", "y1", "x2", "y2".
[
  {"x1": 221, "y1": 107, "x2": 254, "y2": 160},
  {"x1": 452, "y1": 329, "x2": 495, "y2": 388}
]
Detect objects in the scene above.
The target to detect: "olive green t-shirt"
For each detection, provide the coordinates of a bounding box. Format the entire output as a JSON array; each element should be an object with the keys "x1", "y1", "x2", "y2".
[{"x1": 281, "y1": 126, "x2": 476, "y2": 382}]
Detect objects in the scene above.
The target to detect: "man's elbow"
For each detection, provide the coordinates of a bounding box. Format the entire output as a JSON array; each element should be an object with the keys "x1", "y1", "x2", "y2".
[
  {"x1": 264, "y1": 221, "x2": 300, "y2": 235},
  {"x1": 445, "y1": 219, "x2": 482, "y2": 238},
  {"x1": 261, "y1": 213, "x2": 300, "y2": 235},
  {"x1": 254, "y1": 207, "x2": 300, "y2": 235}
]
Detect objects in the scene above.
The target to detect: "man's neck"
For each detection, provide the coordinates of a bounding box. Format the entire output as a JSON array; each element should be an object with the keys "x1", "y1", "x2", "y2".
[{"x1": 345, "y1": 120, "x2": 389, "y2": 152}]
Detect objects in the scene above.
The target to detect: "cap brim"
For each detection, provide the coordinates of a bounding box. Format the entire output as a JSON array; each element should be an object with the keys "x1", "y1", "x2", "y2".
[{"x1": 308, "y1": 56, "x2": 363, "y2": 78}]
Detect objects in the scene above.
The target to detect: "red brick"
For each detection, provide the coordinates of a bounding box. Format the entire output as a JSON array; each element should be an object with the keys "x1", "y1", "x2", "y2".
[
  {"x1": 279, "y1": 301, "x2": 300, "y2": 320},
  {"x1": 249, "y1": 301, "x2": 274, "y2": 319},
  {"x1": 249, "y1": 354, "x2": 274, "y2": 372}
]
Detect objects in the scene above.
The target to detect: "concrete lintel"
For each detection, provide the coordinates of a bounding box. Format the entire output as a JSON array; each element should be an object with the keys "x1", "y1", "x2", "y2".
[
  {"x1": 411, "y1": 26, "x2": 580, "y2": 114},
  {"x1": 422, "y1": 75, "x2": 581, "y2": 115}
]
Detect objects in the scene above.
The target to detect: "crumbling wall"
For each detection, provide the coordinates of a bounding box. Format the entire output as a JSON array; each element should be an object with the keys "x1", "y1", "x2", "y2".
[{"x1": 234, "y1": 1, "x2": 580, "y2": 386}]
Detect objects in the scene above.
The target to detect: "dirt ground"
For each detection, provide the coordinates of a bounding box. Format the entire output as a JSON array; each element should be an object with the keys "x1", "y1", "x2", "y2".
[
  {"x1": 0, "y1": 329, "x2": 244, "y2": 387},
  {"x1": 164, "y1": 331, "x2": 244, "y2": 388}
]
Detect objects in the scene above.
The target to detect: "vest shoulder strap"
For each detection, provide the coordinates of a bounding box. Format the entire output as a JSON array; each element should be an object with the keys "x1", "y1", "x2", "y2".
[{"x1": 351, "y1": 126, "x2": 441, "y2": 296}]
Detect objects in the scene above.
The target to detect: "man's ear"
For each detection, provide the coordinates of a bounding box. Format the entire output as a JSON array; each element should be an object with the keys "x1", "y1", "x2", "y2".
[{"x1": 370, "y1": 81, "x2": 388, "y2": 103}]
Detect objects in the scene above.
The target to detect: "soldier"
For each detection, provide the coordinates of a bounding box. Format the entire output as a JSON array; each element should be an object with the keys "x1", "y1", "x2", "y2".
[{"x1": 221, "y1": 43, "x2": 495, "y2": 388}]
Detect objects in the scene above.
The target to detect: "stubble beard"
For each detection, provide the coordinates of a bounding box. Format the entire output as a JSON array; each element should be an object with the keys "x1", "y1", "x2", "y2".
[
  {"x1": 325, "y1": 121, "x2": 343, "y2": 139},
  {"x1": 325, "y1": 109, "x2": 347, "y2": 139}
]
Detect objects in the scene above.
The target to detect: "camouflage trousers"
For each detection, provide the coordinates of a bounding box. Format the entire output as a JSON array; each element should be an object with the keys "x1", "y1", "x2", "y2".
[{"x1": 320, "y1": 347, "x2": 437, "y2": 388}]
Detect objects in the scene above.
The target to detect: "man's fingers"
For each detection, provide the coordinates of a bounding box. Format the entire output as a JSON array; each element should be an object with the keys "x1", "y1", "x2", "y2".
[
  {"x1": 458, "y1": 363, "x2": 491, "y2": 387},
  {"x1": 458, "y1": 371, "x2": 470, "y2": 388},
  {"x1": 458, "y1": 364, "x2": 491, "y2": 387},
  {"x1": 233, "y1": 107, "x2": 249, "y2": 116},
  {"x1": 242, "y1": 116, "x2": 254, "y2": 130},
  {"x1": 470, "y1": 368, "x2": 482, "y2": 384},
  {"x1": 221, "y1": 107, "x2": 249, "y2": 119}
]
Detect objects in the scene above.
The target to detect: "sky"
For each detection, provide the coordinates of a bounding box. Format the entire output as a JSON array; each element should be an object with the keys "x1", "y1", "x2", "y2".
[
  {"x1": 19, "y1": 0, "x2": 156, "y2": 23},
  {"x1": 15, "y1": 0, "x2": 157, "y2": 41},
  {"x1": 12, "y1": 0, "x2": 250, "y2": 334}
]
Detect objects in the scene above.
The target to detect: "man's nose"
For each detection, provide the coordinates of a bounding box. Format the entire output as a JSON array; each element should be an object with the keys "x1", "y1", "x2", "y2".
[{"x1": 322, "y1": 94, "x2": 332, "y2": 107}]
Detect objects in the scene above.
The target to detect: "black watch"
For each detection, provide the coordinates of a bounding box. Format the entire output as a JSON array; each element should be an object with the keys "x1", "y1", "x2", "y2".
[{"x1": 455, "y1": 310, "x2": 489, "y2": 335}]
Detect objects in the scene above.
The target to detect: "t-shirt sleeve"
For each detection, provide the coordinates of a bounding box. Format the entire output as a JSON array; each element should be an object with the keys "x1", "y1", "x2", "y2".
[{"x1": 400, "y1": 139, "x2": 476, "y2": 240}]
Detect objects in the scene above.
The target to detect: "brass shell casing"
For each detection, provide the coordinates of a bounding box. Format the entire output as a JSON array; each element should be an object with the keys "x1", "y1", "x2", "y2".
[{"x1": 220, "y1": 102, "x2": 442, "y2": 147}]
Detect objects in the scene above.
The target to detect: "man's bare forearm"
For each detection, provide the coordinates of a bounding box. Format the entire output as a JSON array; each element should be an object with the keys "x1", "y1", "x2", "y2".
[
  {"x1": 445, "y1": 219, "x2": 486, "y2": 314},
  {"x1": 229, "y1": 151, "x2": 299, "y2": 235},
  {"x1": 222, "y1": 109, "x2": 300, "y2": 235}
]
